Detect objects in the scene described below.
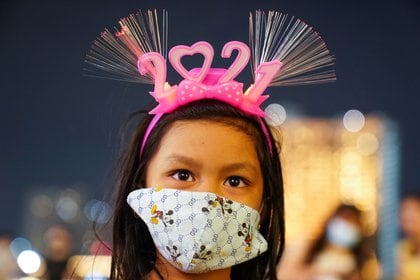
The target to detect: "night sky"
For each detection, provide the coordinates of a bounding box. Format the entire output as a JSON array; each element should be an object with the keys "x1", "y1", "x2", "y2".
[{"x1": 1, "y1": 0, "x2": 419, "y2": 235}]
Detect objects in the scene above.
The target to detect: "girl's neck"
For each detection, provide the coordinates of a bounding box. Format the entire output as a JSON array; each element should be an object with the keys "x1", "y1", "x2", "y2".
[{"x1": 147, "y1": 255, "x2": 231, "y2": 280}]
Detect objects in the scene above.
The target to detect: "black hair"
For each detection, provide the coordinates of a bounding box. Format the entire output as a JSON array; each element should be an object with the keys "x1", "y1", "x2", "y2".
[
  {"x1": 401, "y1": 193, "x2": 420, "y2": 203},
  {"x1": 110, "y1": 100, "x2": 284, "y2": 279}
]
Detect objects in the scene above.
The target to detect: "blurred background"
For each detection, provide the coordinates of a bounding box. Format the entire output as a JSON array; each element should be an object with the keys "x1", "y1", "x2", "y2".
[{"x1": 1, "y1": 0, "x2": 419, "y2": 279}]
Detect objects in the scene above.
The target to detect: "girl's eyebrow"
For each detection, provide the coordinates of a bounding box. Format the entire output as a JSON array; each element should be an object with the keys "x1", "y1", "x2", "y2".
[
  {"x1": 165, "y1": 154, "x2": 203, "y2": 169},
  {"x1": 221, "y1": 162, "x2": 258, "y2": 175}
]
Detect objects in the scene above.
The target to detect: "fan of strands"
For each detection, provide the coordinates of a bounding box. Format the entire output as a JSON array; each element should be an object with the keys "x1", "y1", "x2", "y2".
[
  {"x1": 84, "y1": 10, "x2": 168, "y2": 84},
  {"x1": 249, "y1": 10, "x2": 336, "y2": 86},
  {"x1": 85, "y1": 9, "x2": 335, "y2": 87}
]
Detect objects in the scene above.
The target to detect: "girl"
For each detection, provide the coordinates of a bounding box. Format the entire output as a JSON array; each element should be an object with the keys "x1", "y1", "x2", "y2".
[
  {"x1": 397, "y1": 194, "x2": 420, "y2": 279},
  {"x1": 86, "y1": 10, "x2": 335, "y2": 280},
  {"x1": 279, "y1": 204, "x2": 374, "y2": 280},
  {"x1": 298, "y1": 204, "x2": 370, "y2": 280},
  {"x1": 112, "y1": 99, "x2": 284, "y2": 279}
]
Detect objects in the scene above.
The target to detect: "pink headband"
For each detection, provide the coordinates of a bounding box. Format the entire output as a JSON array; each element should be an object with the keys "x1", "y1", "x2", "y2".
[
  {"x1": 138, "y1": 41, "x2": 281, "y2": 156},
  {"x1": 85, "y1": 10, "x2": 336, "y2": 158}
]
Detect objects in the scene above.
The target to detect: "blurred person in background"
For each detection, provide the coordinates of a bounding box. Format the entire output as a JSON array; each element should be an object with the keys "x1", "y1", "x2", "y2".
[
  {"x1": 42, "y1": 225, "x2": 73, "y2": 280},
  {"x1": 279, "y1": 204, "x2": 374, "y2": 280},
  {"x1": 0, "y1": 232, "x2": 19, "y2": 279},
  {"x1": 397, "y1": 194, "x2": 420, "y2": 280}
]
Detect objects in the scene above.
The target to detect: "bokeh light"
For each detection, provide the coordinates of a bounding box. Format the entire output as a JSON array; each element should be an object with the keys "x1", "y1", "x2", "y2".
[
  {"x1": 17, "y1": 250, "x2": 42, "y2": 274},
  {"x1": 84, "y1": 199, "x2": 112, "y2": 224},
  {"x1": 9, "y1": 237, "x2": 32, "y2": 258},
  {"x1": 265, "y1": 103, "x2": 287, "y2": 126},
  {"x1": 89, "y1": 240, "x2": 112, "y2": 255},
  {"x1": 343, "y1": 109, "x2": 365, "y2": 132},
  {"x1": 56, "y1": 196, "x2": 79, "y2": 222},
  {"x1": 83, "y1": 275, "x2": 108, "y2": 280},
  {"x1": 67, "y1": 255, "x2": 111, "y2": 278},
  {"x1": 357, "y1": 132, "x2": 379, "y2": 156},
  {"x1": 31, "y1": 194, "x2": 53, "y2": 218}
]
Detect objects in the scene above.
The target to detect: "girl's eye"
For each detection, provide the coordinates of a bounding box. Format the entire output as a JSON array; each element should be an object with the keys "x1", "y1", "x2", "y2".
[
  {"x1": 171, "y1": 170, "x2": 194, "y2": 182},
  {"x1": 224, "y1": 176, "x2": 248, "y2": 187}
]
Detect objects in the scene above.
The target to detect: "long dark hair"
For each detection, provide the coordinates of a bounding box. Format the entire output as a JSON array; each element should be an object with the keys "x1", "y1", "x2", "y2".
[{"x1": 110, "y1": 100, "x2": 285, "y2": 279}]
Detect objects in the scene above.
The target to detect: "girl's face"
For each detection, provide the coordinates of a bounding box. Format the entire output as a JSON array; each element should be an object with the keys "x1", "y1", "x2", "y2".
[
  {"x1": 145, "y1": 120, "x2": 264, "y2": 210},
  {"x1": 400, "y1": 198, "x2": 420, "y2": 239}
]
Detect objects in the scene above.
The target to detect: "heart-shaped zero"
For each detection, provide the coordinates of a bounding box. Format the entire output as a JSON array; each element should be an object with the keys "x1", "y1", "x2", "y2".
[{"x1": 169, "y1": 41, "x2": 214, "y2": 83}]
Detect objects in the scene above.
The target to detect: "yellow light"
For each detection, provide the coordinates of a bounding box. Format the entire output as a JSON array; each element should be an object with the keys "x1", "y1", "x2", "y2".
[
  {"x1": 357, "y1": 132, "x2": 379, "y2": 156},
  {"x1": 67, "y1": 255, "x2": 111, "y2": 278}
]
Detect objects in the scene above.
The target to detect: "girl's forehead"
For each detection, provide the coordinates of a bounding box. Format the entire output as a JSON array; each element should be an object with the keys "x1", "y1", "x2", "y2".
[
  {"x1": 167, "y1": 119, "x2": 253, "y2": 142},
  {"x1": 156, "y1": 120, "x2": 259, "y2": 160}
]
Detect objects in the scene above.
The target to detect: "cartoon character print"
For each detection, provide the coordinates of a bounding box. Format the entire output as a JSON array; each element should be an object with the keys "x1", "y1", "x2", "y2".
[
  {"x1": 150, "y1": 204, "x2": 174, "y2": 227},
  {"x1": 202, "y1": 196, "x2": 233, "y2": 216},
  {"x1": 192, "y1": 245, "x2": 212, "y2": 263},
  {"x1": 238, "y1": 222, "x2": 253, "y2": 252},
  {"x1": 166, "y1": 245, "x2": 183, "y2": 268}
]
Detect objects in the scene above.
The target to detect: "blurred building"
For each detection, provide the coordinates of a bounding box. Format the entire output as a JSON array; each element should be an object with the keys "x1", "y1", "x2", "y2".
[{"x1": 272, "y1": 110, "x2": 400, "y2": 279}]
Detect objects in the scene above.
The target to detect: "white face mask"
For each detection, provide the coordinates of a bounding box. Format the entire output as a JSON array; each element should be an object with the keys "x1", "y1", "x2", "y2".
[
  {"x1": 326, "y1": 217, "x2": 361, "y2": 249},
  {"x1": 127, "y1": 188, "x2": 268, "y2": 273}
]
